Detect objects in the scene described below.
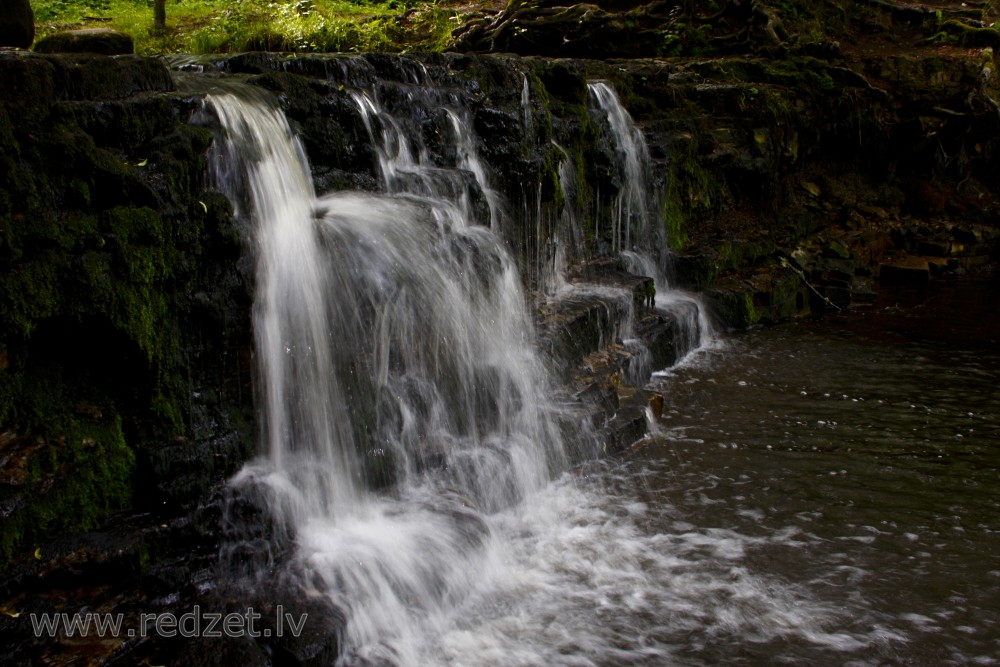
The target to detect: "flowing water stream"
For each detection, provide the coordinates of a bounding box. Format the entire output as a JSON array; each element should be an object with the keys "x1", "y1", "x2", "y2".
[
  {"x1": 207, "y1": 86, "x2": 586, "y2": 664},
  {"x1": 201, "y1": 78, "x2": 998, "y2": 666}
]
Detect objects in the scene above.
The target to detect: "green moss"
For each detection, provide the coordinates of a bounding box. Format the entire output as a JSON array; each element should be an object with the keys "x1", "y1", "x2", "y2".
[
  {"x1": 103, "y1": 207, "x2": 169, "y2": 354},
  {"x1": 692, "y1": 239, "x2": 780, "y2": 290},
  {"x1": 706, "y1": 286, "x2": 763, "y2": 329},
  {"x1": 0, "y1": 413, "x2": 135, "y2": 566},
  {"x1": 2, "y1": 248, "x2": 64, "y2": 338},
  {"x1": 661, "y1": 147, "x2": 725, "y2": 253},
  {"x1": 0, "y1": 56, "x2": 240, "y2": 575},
  {"x1": 663, "y1": 191, "x2": 687, "y2": 251},
  {"x1": 741, "y1": 290, "x2": 762, "y2": 326},
  {"x1": 1, "y1": 365, "x2": 135, "y2": 566},
  {"x1": 764, "y1": 57, "x2": 836, "y2": 91},
  {"x1": 0, "y1": 85, "x2": 201, "y2": 447},
  {"x1": 542, "y1": 143, "x2": 566, "y2": 212},
  {"x1": 933, "y1": 20, "x2": 1000, "y2": 50},
  {"x1": 528, "y1": 64, "x2": 602, "y2": 250},
  {"x1": 768, "y1": 270, "x2": 807, "y2": 321}
]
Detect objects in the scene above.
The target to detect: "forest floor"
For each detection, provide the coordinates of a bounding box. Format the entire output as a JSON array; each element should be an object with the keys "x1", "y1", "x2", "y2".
[{"x1": 28, "y1": 0, "x2": 997, "y2": 58}]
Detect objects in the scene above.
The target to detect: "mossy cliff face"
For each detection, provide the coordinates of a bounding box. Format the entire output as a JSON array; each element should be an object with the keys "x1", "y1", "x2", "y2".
[
  {"x1": 0, "y1": 53, "x2": 255, "y2": 568},
  {"x1": 212, "y1": 48, "x2": 999, "y2": 320},
  {"x1": 651, "y1": 48, "x2": 1000, "y2": 325},
  {"x1": 1, "y1": 41, "x2": 997, "y2": 575},
  {"x1": 449, "y1": 0, "x2": 1000, "y2": 325},
  {"x1": 0, "y1": 34, "x2": 996, "y2": 667}
]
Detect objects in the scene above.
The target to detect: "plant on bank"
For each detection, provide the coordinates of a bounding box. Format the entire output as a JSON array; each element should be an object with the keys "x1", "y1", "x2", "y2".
[{"x1": 31, "y1": 0, "x2": 457, "y2": 54}]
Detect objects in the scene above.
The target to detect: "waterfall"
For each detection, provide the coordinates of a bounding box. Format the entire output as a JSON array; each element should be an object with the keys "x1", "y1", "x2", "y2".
[
  {"x1": 172, "y1": 64, "x2": 925, "y2": 667},
  {"x1": 588, "y1": 80, "x2": 715, "y2": 362},
  {"x1": 207, "y1": 89, "x2": 361, "y2": 518},
  {"x1": 540, "y1": 141, "x2": 582, "y2": 297},
  {"x1": 206, "y1": 85, "x2": 588, "y2": 665},
  {"x1": 521, "y1": 72, "x2": 533, "y2": 142},
  {"x1": 621, "y1": 250, "x2": 716, "y2": 362},
  {"x1": 588, "y1": 81, "x2": 655, "y2": 254}
]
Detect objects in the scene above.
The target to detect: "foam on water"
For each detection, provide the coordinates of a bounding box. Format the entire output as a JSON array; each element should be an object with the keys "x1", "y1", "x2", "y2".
[
  {"x1": 424, "y1": 470, "x2": 892, "y2": 666},
  {"x1": 203, "y1": 78, "x2": 897, "y2": 666}
]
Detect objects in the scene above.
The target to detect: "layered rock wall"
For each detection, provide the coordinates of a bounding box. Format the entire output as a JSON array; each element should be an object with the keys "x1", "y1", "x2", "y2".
[{"x1": 0, "y1": 42, "x2": 997, "y2": 604}]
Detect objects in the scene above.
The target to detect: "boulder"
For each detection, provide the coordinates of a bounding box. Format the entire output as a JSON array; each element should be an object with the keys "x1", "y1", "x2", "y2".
[
  {"x1": 33, "y1": 28, "x2": 135, "y2": 56},
  {"x1": 0, "y1": 0, "x2": 34, "y2": 48}
]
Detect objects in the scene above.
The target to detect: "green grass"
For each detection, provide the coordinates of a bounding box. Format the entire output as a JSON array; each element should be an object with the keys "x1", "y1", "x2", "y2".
[{"x1": 32, "y1": 0, "x2": 458, "y2": 55}]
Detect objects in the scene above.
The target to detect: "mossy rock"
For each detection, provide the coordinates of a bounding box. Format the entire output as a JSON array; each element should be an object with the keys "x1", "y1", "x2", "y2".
[
  {"x1": 705, "y1": 285, "x2": 764, "y2": 329},
  {"x1": 0, "y1": 404, "x2": 135, "y2": 567},
  {"x1": 34, "y1": 29, "x2": 135, "y2": 56},
  {"x1": 0, "y1": 52, "x2": 174, "y2": 106}
]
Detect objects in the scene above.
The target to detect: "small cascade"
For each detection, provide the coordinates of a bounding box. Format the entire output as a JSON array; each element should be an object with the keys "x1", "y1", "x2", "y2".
[
  {"x1": 446, "y1": 107, "x2": 505, "y2": 231},
  {"x1": 588, "y1": 81, "x2": 715, "y2": 364},
  {"x1": 520, "y1": 72, "x2": 533, "y2": 142},
  {"x1": 588, "y1": 81, "x2": 657, "y2": 254},
  {"x1": 351, "y1": 89, "x2": 502, "y2": 230},
  {"x1": 207, "y1": 87, "x2": 589, "y2": 664},
  {"x1": 540, "y1": 141, "x2": 583, "y2": 297},
  {"x1": 621, "y1": 250, "x2": 715, "y2": 362}
]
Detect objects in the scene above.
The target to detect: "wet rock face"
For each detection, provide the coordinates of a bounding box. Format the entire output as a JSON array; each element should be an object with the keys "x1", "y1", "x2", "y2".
[
  {"x1": 0, "y1": 43, "x2": 996, "y2": 522},
  {"x1": 0, "y1": 41, "x2": 998, "y2": 665},
  {"x1": 0, "y1": 0, "x2": 33, "y2": 49},
  {"x1": 0, "y1": 53, "x2": 255, "y2": 567},
  {"x1": 33, "y1": 28, "x2": 136, "y2": 56}
]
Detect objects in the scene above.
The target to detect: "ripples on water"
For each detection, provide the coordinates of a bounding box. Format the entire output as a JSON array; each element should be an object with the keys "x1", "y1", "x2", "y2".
[
  {"x1": 207, "y1": 84, "x2": 998, "y2": 665},
  {"x1": 426, "y1": 279, "x2": 1000, "y2": 667}
]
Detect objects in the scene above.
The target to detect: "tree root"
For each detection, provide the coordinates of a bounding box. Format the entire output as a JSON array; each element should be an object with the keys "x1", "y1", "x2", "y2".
[
  {"x1": 935, "y1": 19, "x2": 1000, "y2": 50},
  {"x1": 860, "y1": 0, "x2": 931, "y2": 21},
  {"x1": 752, "y1": 1, "x2": 790, "y2": 45},
  {"x1": 977, "y1": 65, "x2": 1000, "y2": 120}
]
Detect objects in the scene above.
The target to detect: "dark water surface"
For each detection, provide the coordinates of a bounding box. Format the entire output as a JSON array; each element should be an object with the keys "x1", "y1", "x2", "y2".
[
  {"x1": 419, "y1": 278, "x2": 998, "y2": 667},
  {"x1": 619, "y1": 277, "x2": 1000, "y2": 665}
]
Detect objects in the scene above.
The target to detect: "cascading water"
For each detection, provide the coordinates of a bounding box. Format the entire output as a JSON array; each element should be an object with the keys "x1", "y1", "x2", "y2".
[
  {"x1": 206, "y1": 85, "x2": 585, "y2": 665},
  {"x1": 588, "y1": 80, "x2": 715, "y2": 364},
  {"x1": 539, "y1": 141, "x2": 584, "y2": 298},
  {"x1": 622, "y1": 249, "x2": 716, "y2": 364},
  {"x1": 195, "y1": 67, "x2": 906, "y2": 667},
  {"x1": 588, "y1": 81, "x2": 656, "y2": 255},
  {"x1": 207, "y1": 88, "x2": 361, "y2": 519}
]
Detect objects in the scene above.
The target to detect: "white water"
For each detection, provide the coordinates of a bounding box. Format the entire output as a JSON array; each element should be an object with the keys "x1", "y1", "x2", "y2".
[
  {"x1": 207, "y1": 91, "x2": 361, "y2": 518},
  {"x1": 521, "y1": 73, "x2": 534, "y2": 144},
  {"x1": 588, "y1": 81, "x2": 655, "y2": 255},
  {"x1": 208, "y1": 87, "x2": 579, "y2": 663},
  {"x1": 201, "y1": 80, "x2": 860, "y2": 666},
  {"x1": 587, "y1": 81, "x2": 715, "y2": 364},
  {"x1": 622, "y1": 250, "x2": 718, "y2": 365}
]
